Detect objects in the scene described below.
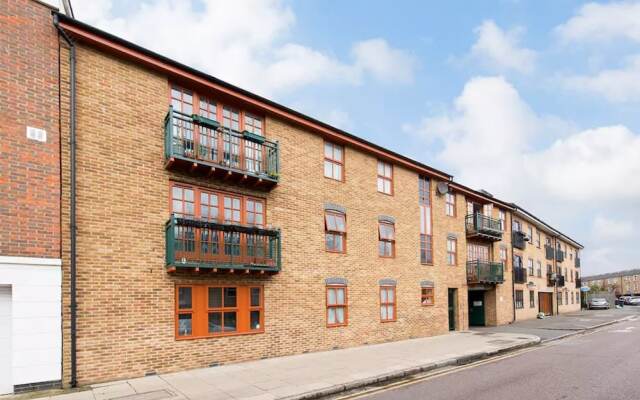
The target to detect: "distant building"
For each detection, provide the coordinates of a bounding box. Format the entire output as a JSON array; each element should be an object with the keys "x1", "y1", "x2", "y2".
[{"x1": 582, "y1": 269, "x2": 640, "y2": 296}]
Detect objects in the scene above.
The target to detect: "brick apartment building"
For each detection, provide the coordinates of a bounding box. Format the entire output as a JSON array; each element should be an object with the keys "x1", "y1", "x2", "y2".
[
  {"x1": 0, "y1": 0, "x2": 583, "y2": 392},
  {"x1": 582, "y1": 269, "x2": 640, "y2": 296}
]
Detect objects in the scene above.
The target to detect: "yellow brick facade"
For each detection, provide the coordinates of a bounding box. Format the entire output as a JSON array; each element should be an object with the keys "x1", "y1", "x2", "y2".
[{"x1": 55, "y1": 34, "x2": 580, "y2": 386}]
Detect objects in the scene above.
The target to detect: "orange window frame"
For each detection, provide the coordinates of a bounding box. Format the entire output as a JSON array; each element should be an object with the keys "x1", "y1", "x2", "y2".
[
  {"x1": 174, "y1": 285, "x2": 264, "y2": 340},
  {"x1": 325, "y1": 210, "x2": 346, "y2": 253},
  {"x1": 377, "y1": 160, "x2": 393, "y2": 195},
  {"x1": 324, "y1": 141, "x2": 345, "y2": 182},
  {"x1": 445, "y1": 192, "x2": 456, "y2": 217},
  {"x1": 421, "y1": 287, "x2": 434, "y2": 306},
  {"x1": 378, "y1": 222, "x2": 395, "y2": 258},
  {"x1": 380, "y1": 286, "x2": 396, "y2": 322},
  {"x1": 326, "y1": 285, "x2": 348, "y2": 327},
  {"x1": 170, "y1": 84, "x2": 265, "y2": 133},
  {"x1": 447, "y1": 237, "x2": 457, "y2": 266}
]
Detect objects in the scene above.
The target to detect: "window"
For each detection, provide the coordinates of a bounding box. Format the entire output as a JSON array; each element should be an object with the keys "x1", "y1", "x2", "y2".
[
  {"x1": 565, "y1": 291, "x2": 569, "y2": 305},
  {"x1": 419, "y1": 177, "x2": 433, "y2": 264},
  {"x1": 378, "y1": 222, "x2": 395, "y2": 257},
  {"x1": 421, "y1": 287, "x2": 434, "y2": 306},
  {"x1": 513, "y1": 254, "x2": 522, "y2": 269},
  {"x1": 325, "y1": 211, "x2": 346, "y2": 253},
  {"x1": 537, "y1": 261, "x2": 542, "y2": 277},
  {"x1": 445, "y1": 192, "x2": 456, "y2": 217},
  {"x1": 324, "y1": 142, "x2": 344, "y2": 181},
  {"x1": 222, "y1": 106, "x2": 240, "y2": 131},
  {"x1": 547, "y1": 264, "x2": 553, "y2": 275},
  {"x1": 377, "y1": 161, "x2": 393, "y2": 194},
  {"x1": 326, "y1": 285, "x2": 347, "y2": 327},
  {"x1": 380, "y1": 286, "x2": 396, "y2": 322},
  {"x1": 571, "y1": 292, "x2": 574, "y2": 304},
  {"x1": 498, "y1": 210, "x2": 506, "y2": 231},
  {"x1": 529, "y1": 290, "x2": 535, "y2": 308},
  {"x1": 528, "y1": 226, "x2": 533, "y2": 240},
  {"x1": 513, "y1": 219, "x2": 521, "y2": 233},
  {"x1": 175, "y1": 285, "x2": 263, "y2": 339},
  {"x1": 557, "y1": 291, "x2": 563, "y2": 306},
  {"x1": 500, "y1": 248, "x2": 507, "y2": 267},
  {"x1": 528, "y1": 258, "x2": 534, "y2": 276},
  {"x1": 515, "y1": 290, "x2": 524, "y2": 309},
  {"x1": 244, "y1": 113, "x2": 263, "y2": 136},
  {"x1": 536, "y1": 231, "x2": 541, "y2": 248},
  {"x1": 447, "y1": 237, "x2": 457, "y2": 266}
]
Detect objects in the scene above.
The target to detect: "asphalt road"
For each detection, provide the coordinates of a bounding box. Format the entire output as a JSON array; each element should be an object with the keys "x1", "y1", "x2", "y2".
[{"x1": 358, "y1": 316, "x2": 640, "y2": 400}]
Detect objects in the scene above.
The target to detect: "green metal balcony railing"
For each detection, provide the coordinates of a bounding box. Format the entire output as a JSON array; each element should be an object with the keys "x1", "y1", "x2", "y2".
[
  {"x1": 545, "y1": 245, "x2": 554, "y2": 260},
  {"x1": 164, "y1": 107, "x2": 280, "y2": 188},
  {"x1": 514, "y1": 267, "x2": 527, "y2": 284},
  {"x1": 465, "y1": 213, "x2": 503, "y2": 241},
  {"x1": 467, "y1": 260, "x2": 505, "y2": 284},
  {"x1": 165, "y1": 215, "x2": 281, "y2": 273},
  {"x1": 512, "y1": 231, "x2": 527, "y2": 250},
  {"x1": 555, "y1": 249, "x2": 565, "y2": 263}
]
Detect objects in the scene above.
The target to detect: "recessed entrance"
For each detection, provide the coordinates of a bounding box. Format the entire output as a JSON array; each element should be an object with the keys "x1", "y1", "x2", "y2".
[
  {"x1": 539, "y1": 292, "x2": 553, "y2": 316},
  {"x1": 448, "y1": 288, "x2": 458, "y2": 331},
  {"x1": 468, "y1": 290, "x2": 486, "y2": 326}
]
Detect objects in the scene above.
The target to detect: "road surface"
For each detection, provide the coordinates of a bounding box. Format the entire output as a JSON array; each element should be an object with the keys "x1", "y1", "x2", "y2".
[{"x1": 353, "y1": 316, "x2": 640, "y2": 400}]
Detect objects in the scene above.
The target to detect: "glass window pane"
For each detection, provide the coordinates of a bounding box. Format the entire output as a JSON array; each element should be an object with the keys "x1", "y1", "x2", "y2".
[
  {"x1": 387, "y1": 305, "x2": 394, "y2": 320},
  {"x1": 224, "y1": 287, "x2": 237, "y2": 307},
  {"x1": 335, "y1": 215, "x2": 345, "y2": 231},
  {"x1": 377, "y1": 178, "x2": 384, "y2": 192},
  {"x1": 334, "y1": 164, "x2": 342, "y2": 180},
  {"x1": 328, "y1": 307, "x2": 336, "y2": 324},
  {"x1": 334, "y1": 235, "x2": 343, "y2": 252},
  {"x1": 178, "y1": 314, "x2": 192, "y2": 336},
  {"x1": 250, "y1": 310, "x2": 261, "y2": 330},
  {"x1": 178, "y1": 287, "x2": 192, "y2": 309},
  {"x1": 208, "y1": 287, "x2": 222, "y2": 308},
  {"x1": 327, "y1": 288, "x2": 336, "y2": 305},
  {"x1": 324, "y1": 161, "x2": 333, "y2": 178},
  {"x1": 172, "y1": 200, "x2": 182, "y2": 214},
  {"x1": 336, "y1": 288, "x2": 345, "y2": 304},
  {"x1": 384, "y1": 180, "x2": 391, "y2": 193},
  {"x1": 380, "y1": 306, "x2": 387, "y2": 320},
  {"x1": 223, "y1": 312, "x2": 237, "y2": 332},
  {"x1": 184, "y1": 189, "x2": 194, "y2": 202},
  {"x1": 381, "y1": 289, "x2": 387, "y2": 303},
  {"x1": 208, "y1": 312, "x2": 222, "y2": 333},
  {"x1": 172, "y1": 186, "x2": 182, "y2": 199},
  {"x1": 324, "y1": 143, "x2": 333, "y2": 158},
  {"x1": 251, "y1": 288, "x2": 261, "y2": 307},
  {"x1": 377, "y1": 161, "x2": 384, "y2": 175},
  {"x1": 334, "y1": 147, "x2": 342, "y2": 162},
  {"x1": 336, "y1": 307, "x2": 344, "y2": 324}
]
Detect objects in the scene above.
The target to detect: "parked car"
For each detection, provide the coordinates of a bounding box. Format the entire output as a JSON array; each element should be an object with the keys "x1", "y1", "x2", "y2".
[
  {"x1": 627, "y1": 297, "x2": 640, "y2": 306},
  {"x1": 588, "y1": 298, "x2": 610, "y2": 310},
  {"x1": 620, "y1": 295, "x2": 632, "y2": 304}
]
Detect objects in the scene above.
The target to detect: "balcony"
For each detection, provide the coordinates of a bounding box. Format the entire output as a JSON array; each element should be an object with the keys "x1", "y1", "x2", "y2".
[
  {"x1": 547, "y1": 273, "x2": 565, "y2": 287},
  {"x1": 512, "y1": 231, "x2": 527, "y2": 250},
  {"x1": 466, "y1": 260, "x2": 504, "y2": 284},
  {"x1": 555, "y1": 249, "x2": 565, "y2": 263},
  {"x1": 545, "y1": 245, "x2": 554, "y2": 260},
  {"x1": 165, "y1": 215, "x2": 281, "y2": 274},
  {"x1": 514, "y1": 267, "x2": 527, "y2": 284},
  {"x1": 575, "y1": 257, "x2": 581, "y2": 268},
  {"x1": 465, "y1": 213, "x2": 503, "y2": 241},
  {"x1": 164, "y1": 107, "x2": 279, "y2": 190}
]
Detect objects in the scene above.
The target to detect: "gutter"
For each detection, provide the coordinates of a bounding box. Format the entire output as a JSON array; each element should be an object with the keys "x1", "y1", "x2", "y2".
[{"x1": 54, "y1": 14, "x2": 78, "y2": 388}]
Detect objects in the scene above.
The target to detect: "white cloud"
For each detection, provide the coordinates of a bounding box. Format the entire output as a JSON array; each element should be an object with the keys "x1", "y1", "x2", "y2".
[
  {"x1": 407, "y1": 76, "x2": 640, "y2": 274},
  {"x1": 562, "y1": 55, "x2": 640, "y2": 103},
  {"x1": 73, "y1": 0, "x2": 416, "y2": 97},
  {"x1": 592, "y1": 216, "x2": 633, "y2": 242},
  {"x1": 469, "y1": 20, "x2": 537, "y2": 73},
  {"x1": 555, "y1": 2, "x2": 640, "y2": 44}
]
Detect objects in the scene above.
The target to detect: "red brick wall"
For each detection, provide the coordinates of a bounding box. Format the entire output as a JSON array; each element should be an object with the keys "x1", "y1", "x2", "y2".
[{"x1": 0, "y1": 0, "x2": 60, "y2": 258}]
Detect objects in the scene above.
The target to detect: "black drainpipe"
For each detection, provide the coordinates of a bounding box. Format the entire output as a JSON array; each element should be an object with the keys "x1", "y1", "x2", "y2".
[{"x1": 54, "y1": 14, "x2": 78, "y2": 388}]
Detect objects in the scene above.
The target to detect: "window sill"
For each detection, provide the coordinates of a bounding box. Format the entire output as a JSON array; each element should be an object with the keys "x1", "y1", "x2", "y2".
[
  {"x1": 176, "y1": 329, "x2": 265, "y2": 340},
  {"x1": 327, "y1": 324, "x2": 348, "y2": 328}
]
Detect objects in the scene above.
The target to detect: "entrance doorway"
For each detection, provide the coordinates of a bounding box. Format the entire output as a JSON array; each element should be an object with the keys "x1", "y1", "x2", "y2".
[
  {"x1": 539, "y1": 292, "x2": 553, "y2": 316},
  {"x1": 468, "y1": 290, "x2": 486, "y2": 326},
  {"x1": 448, "y1": 288, "x2": 457, "y2": 331}
]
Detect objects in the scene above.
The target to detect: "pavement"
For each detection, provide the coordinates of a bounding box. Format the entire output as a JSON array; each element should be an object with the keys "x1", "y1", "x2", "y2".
[
  {"x1": 359, "y1": 313, "x2": 640, "y2": 400},
  {"x1": 471, "y1": 307, "x2": 640, "y2": 341},
  {"x1": 15, "y1": 331, "x2": 538, "y2": 400}
]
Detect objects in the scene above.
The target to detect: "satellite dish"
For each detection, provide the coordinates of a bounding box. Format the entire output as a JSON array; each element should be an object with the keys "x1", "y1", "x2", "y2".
[{"x1": 437, "y1": 182, "x2": 449, "y2": 195}]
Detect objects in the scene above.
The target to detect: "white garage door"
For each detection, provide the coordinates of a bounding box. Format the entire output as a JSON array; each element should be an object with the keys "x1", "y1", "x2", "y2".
[{"x1": 0, "y1": 286, "x2": 12, "y2": 394}]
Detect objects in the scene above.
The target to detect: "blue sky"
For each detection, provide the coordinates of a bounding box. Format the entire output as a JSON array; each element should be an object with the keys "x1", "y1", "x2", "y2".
[{"x1": 71, "y1": 0, "x2": 640, "y2": 276}]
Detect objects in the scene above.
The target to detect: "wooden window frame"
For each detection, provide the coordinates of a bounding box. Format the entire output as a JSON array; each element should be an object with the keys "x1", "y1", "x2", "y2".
[
  {"x1": 380, "y1": 286, "x2": 397, "y2": 322},
  {"x1": 174, "y1": 285, "x2": 264, "y2": 340},
  {"x1": 421, "y1": 287, "x2": 434, "y2": 306},
  {"x1": 326, "y1": 285, "x2": 348, "y2": 328},
  {"x1": 325, "y1": 210, "x2": 347, "y2": 253},
  {"x1": 498, "y1": 210, "x2": 506, "y2": 231},
  {"x1": 529, "y1": 290, "x2": 535, "y2": 308},
  {"x1": 377, "y1": 160, "x2": 394, "y2": 195},
  {"x1": 419, "y1": 177, "x2": 433, "y2": 265},
  {"x1": 324, "y1": 141, "x2": 345, "y2": 182},
  {"x1": 378, "y1": 221, "x2": 396, "y2": 258},
  {"x1": 447, "y1": 237, "x2": 457, "y2": 266},
  {"x1": 445, "y1": 192, "x2": 456, "y2": 217}
]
